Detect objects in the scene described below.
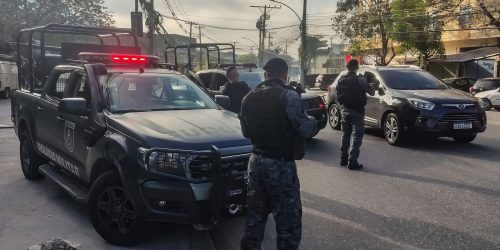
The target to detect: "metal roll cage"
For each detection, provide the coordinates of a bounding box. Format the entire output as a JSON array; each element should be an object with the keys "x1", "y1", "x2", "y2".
[
  {"x1": 165, "y1": 43, "x2": 236, "y2": 71},
  {"x1": 16, "y1": 24, "x2": 138, "y2": 92}
]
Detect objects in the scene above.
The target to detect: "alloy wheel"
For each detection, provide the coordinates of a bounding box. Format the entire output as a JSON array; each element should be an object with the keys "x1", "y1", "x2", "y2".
[
  {"x1": 97, "y1": 186, "x2": 137, "y2": 234},
  {"x1": 385, "y1": 117, "x2": 399, "y2": 143}
]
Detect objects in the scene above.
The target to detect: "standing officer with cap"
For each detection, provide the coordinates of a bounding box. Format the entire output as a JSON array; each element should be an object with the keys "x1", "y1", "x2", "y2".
[
  {"x1": 336, "y1": 59, "x2": 375, "y2": 170},
  {"x1": 239, "y1": 58, "x2": 317, "y2": 250}
]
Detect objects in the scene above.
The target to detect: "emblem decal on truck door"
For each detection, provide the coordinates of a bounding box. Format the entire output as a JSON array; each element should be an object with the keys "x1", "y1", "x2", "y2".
[{"x1": 64, "y1": 120, "x2": 75, "y2": 152}]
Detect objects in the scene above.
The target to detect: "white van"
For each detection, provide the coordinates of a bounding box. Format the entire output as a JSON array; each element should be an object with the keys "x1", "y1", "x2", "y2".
[{"x1": 0, "y1": 57, "x2": 18, "y2": 98}]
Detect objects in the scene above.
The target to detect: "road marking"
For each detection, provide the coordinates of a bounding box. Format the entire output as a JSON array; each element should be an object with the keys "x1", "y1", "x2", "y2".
[{"x1": 303, "y1": 206, "x2": 423, "y2": 250}]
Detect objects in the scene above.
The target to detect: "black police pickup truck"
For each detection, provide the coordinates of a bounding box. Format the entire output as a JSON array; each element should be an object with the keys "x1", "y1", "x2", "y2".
[{"x1": 12, "y1": 25, "x2": 251, "y2": 245}]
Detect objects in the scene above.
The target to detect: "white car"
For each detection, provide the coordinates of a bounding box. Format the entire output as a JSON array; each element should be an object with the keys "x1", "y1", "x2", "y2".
[{"x1": 475, "y1": 88, "x2": 500, "y2": 110}]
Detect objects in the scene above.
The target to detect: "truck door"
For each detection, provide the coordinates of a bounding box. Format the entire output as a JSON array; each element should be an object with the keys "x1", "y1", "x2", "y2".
[
  {"x1": 58, "y1": 71, "x2": 96, "y2": 172},
  {"x1": 35, "y1": 70, "x2": 72, "y2": 151}
]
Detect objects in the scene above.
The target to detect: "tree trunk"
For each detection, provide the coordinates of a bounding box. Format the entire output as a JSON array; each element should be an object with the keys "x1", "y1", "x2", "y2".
[{"x1": 478, "y1": 0, "x2": 500, "y2": 31}]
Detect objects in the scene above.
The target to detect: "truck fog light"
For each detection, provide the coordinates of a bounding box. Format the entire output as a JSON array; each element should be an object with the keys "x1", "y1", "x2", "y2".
[{"x1": 158, "y1": 201, "x2": 166, "y2": 207}]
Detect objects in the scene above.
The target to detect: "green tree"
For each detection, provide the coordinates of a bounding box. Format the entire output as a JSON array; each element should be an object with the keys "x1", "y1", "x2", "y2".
[
  {"x1": 238, "y1": 53, "x2": 258, "y2": 64},
  {"x1": 333, "y1": 0, "x2": 459, "y2": 66},
  {"x1": 299, "y1": 35, "x2": 328, "y2": 72},
  {"x1": 391, "y1": 0, "x2": 445, "y2": 69},
  {"x1": 0, "y1": 0, "x2": 115, "y2": 52}
]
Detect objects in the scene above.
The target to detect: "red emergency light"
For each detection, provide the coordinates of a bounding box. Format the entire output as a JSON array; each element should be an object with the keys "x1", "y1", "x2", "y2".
[{"x1": 78, "y1": 52, "x2": 159, "y2": 66}]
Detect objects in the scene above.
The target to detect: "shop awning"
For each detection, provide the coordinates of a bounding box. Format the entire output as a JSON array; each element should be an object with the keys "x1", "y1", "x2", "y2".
[{"x1": 431, "y1": 46, "x2": 500, "y2": 63}]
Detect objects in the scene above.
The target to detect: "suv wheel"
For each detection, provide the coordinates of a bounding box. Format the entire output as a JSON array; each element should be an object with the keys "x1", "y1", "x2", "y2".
[
  {"x1": 383, "y1": 113, "x2": 404, "y2": 146},
  {"x1": 483, "y1": 98, "x2": 492, "y2": 111},
  {"x1": 19, "y1": 130, "x2": 44, "y2": 180},
  {"x1": 453, "y1": 132, "x2": 477, "y2": 143},
  {"x1": 328, "y1": 104, "x2": 341, "y2": 130},
  {"x1": 89, "y1": 171, "x2": 150, "y2": 246}
]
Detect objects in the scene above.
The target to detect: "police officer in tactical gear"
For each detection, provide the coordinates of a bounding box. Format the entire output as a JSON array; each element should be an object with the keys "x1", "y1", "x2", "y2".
[
  {"x1": 336, "y1": 59, "x2": 375, "y2": 170},
  {"x1": 220, "y1": 66, "x2": 251, "y2": 113},
  {"x1": 239, "y1": 58, "x2": 317, "y2": 250}
]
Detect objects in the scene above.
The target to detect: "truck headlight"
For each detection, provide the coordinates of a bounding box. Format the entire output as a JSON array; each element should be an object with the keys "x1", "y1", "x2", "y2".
[
  {"x1": 408, "y1": 98, "x2": 435, "y2": 110},
  {"x1": 137, "y1": 148, "x2": 187, "y2": 176}
]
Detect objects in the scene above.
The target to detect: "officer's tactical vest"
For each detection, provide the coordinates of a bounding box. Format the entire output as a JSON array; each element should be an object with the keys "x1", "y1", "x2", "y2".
[
  {"x1": 336, "y1": 74, "x2": 366, "y2": 113},
  {"x1": 243, "y1": 80, "x2": 303, "y2": 161}
]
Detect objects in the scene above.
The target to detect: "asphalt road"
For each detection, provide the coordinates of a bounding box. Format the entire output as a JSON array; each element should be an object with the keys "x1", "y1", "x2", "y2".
[{"x1": 1, "y1": 97, "x2": 500, "y2": 249}]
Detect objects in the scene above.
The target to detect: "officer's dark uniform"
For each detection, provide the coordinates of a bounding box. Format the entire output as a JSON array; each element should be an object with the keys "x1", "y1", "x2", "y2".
[
  {"x1": 220, "y1": 80, "x2": 251, "y2": 113},
  {"x1": 336, "y1": 60, "x2": 375, "y2": 169},
  {"x1": 239, "y1": 58, "x2": 316, "y2": 250}
]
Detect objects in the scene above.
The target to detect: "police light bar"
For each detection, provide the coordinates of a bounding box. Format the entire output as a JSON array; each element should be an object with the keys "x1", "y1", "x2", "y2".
[{"x1": 78, "y1": 52, "x2": 160, "y2": 66}]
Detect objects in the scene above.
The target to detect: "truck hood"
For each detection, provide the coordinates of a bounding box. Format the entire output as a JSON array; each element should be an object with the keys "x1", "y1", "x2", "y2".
[
  {"x1": 106, "y1": 109, "x2": 251, "y2": 150},
  {"x1": 394, "y1": 89, "x2": 477, "y2": 104}
]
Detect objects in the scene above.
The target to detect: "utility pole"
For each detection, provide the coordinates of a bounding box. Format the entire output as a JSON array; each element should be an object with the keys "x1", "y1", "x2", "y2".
[
  {"x1": 189, "y1": 22, "x2": 193, "y2": 41},
  {"x1": 285, "y1": 41, "x2": 288, "y2": 57},
  {"x1": 149, "y1": 0, "x2": 155, "y2": 55},
  {"x1": 251, "y1": 5, "x2": 280, "y2": 66},
  {"x1": 267, "y1": 32, "x2": 272, "y2": 52},
  {"x1": 301, "y1": 0, "x2": 307, "y2": 84},
  {"x1": 198, "y1": 25, "x2": 202, "y2": 70}
]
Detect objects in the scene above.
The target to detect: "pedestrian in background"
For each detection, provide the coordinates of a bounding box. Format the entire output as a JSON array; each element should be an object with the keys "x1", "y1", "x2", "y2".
[
  {"x1": 220, "y1": 66, "x2": 251, "y2": 113},
  {"x1": 336, "y1": 59, "x2": 375, "y2": 170},
  {"x1": 239, "y1": 58, "x2": 317, "y2": 250}
]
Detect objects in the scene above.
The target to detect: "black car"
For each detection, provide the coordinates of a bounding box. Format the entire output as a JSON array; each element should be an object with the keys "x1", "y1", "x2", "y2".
[
  {"x1": 195, "y1": 67, "x2": 327, "y2": 138},
  {"x1": 442, "y1": 77, "x2": 476, "y2": 92},
  {"x1": 326, "y1": 66, "x2": 488, "y2": 145},
  {"x1": 470, "y1": 78, "x2": 500, "y2": 95}
]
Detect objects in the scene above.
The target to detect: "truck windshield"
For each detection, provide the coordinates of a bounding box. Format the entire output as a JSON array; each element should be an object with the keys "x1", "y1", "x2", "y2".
[
  {"x1": 379, "y1": 70, "x2": 448, "y2": 90},
  {"x1": 106, "y1": 73, "x2": 218, "y2": 113}
]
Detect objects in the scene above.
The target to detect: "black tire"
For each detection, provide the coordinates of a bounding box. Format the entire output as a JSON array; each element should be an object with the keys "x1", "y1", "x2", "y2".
[
  {"x1": 328, "y1": 104, "x2": 342, "y2": 130},
  {"x1": 89, "y1": 171, "x2": 150, "y2": 246},
  {"x1": 383, "y1": 113, "x2": 405, "y2": 146},
  {"x1": 453, "y1": 132, "x2": 477, "y2": 143},
  {"x1": 483, "y1": 98, "x2": 492, "y2": 111},
  {"x1": 19, "y1": 130, "x2": 44, "y2": 180}
]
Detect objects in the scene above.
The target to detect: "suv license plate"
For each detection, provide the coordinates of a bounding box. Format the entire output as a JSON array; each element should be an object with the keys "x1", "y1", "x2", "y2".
[{"x1": 453, "y1": 122, "x2": 473, "y2": 129}]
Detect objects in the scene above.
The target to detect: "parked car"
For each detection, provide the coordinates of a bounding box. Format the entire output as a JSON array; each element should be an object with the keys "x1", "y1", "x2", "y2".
[
  {"x1": 315, "y1": 73, "x2": 338, "y2": 90},
  {"x1": 326, "y1": 65, "x2": 487, "y2": 145},
  {"x1": 470, "y1": 78, "x2": 500, "y2": 95},
  {"x1": 475, "y1": 87, "x2": 500, "y2": 111},
  {"x1": 196, "y1": 66, "x2": 327, "y2": 137},
  {"x1": 442, "y1": 77, "x2": 476, "y2": 92}
]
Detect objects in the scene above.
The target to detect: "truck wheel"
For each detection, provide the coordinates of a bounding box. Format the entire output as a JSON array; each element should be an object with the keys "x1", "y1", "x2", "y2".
[
  {"x1": 89, "y1": 171, "x2": 150, "y2": 246},
  {"x1": 383, "y1": 113, "x2": 405, "y2": 146},
  {"x1": 453, "y1": 132, "x2": 477, "y2": 143},
  {"x1": 328, "y1": 104, "x2": 342, "y2": 130},
  {"x1": 0, "y1": 88, "x2": 9, "y2": 99},
  {"x1": 19, "y1": 130, "x2": 44, "y2": 180}
]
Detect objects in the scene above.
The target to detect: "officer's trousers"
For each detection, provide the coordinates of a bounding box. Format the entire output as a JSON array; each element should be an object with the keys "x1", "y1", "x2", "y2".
[
  {"x1": 241, "y1": 154, "x2": 302, "y2": 250},
  {"x1": 340, "y1": 108, "x2": 365, "y2": 165}
]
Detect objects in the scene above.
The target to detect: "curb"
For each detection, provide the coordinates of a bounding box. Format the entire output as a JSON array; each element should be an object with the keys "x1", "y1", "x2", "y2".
[{"x1": 0, "y1": 124, "x2": 13, "y2": 129}]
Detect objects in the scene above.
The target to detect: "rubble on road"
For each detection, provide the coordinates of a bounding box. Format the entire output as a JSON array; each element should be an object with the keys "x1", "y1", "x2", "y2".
[{"x1": 27, "y1": 239, "x2": 81, "y2": 250}]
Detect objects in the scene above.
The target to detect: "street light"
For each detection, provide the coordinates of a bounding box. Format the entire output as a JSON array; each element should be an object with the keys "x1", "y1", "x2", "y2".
[
  {"x1": 269, "y1": 0, "x2": 307, "y2": 85},
  {"x1": 242, "y1": 36, "x2": 259, "y2": 48}
]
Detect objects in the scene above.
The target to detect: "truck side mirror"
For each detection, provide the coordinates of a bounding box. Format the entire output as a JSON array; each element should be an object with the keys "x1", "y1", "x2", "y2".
[
  {"x1": 58, "y1": 98, "x2": 88, "y2": 116},
  {"x1": 215, "y1": 95, "x2": 231, "y2": 110}
]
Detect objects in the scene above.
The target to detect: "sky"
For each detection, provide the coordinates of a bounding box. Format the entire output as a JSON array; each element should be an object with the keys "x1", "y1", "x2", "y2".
[{"x1": 103, "y1": 0, "x2": 338, "y2": 59}]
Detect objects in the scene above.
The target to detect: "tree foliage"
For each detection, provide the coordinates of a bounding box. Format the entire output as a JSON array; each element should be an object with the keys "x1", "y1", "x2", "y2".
[
  {"x1": 299, "y1": 35, "x2": 328, "y2": 72},
  {"x1": 391, "y1": 0, "x2": 445, "y2": 69},
  {"x1": 333, "y1": 0, "x2": 460, "y2": 66},
  {"x1": 0, "y1": 0, "x2": 115, "y2": 52}
]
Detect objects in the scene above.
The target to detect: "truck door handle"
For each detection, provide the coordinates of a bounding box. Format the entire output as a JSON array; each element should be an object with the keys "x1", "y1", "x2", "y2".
[
  {"x1": 56, "y1": 116, "x2": 64, "y2": 121},
  {"x1": 37, "y1": 106, "x2": 44, "y2": 111}
]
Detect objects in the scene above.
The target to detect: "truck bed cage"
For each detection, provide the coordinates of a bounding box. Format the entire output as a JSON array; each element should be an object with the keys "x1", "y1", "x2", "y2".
[
  {"x1": 16, "y1": 24, "x2": 139, "y2": 92},
  {"x1": 165, "y1": 43, "x2": 236, "y2": 72}
]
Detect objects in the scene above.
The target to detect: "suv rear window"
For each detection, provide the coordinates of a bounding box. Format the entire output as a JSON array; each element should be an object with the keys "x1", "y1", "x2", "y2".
[
  {"x1": 379, "y1": 70, "x2": 447, "y2": 90},
  {"x1": 473, "y1": 79, "x2": 500, "y2": 89}
]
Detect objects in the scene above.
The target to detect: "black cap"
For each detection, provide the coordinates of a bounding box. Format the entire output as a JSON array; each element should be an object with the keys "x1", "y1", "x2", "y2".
[{"x1": 263, "y1": 58, "x2": 288, "y2": 73}]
